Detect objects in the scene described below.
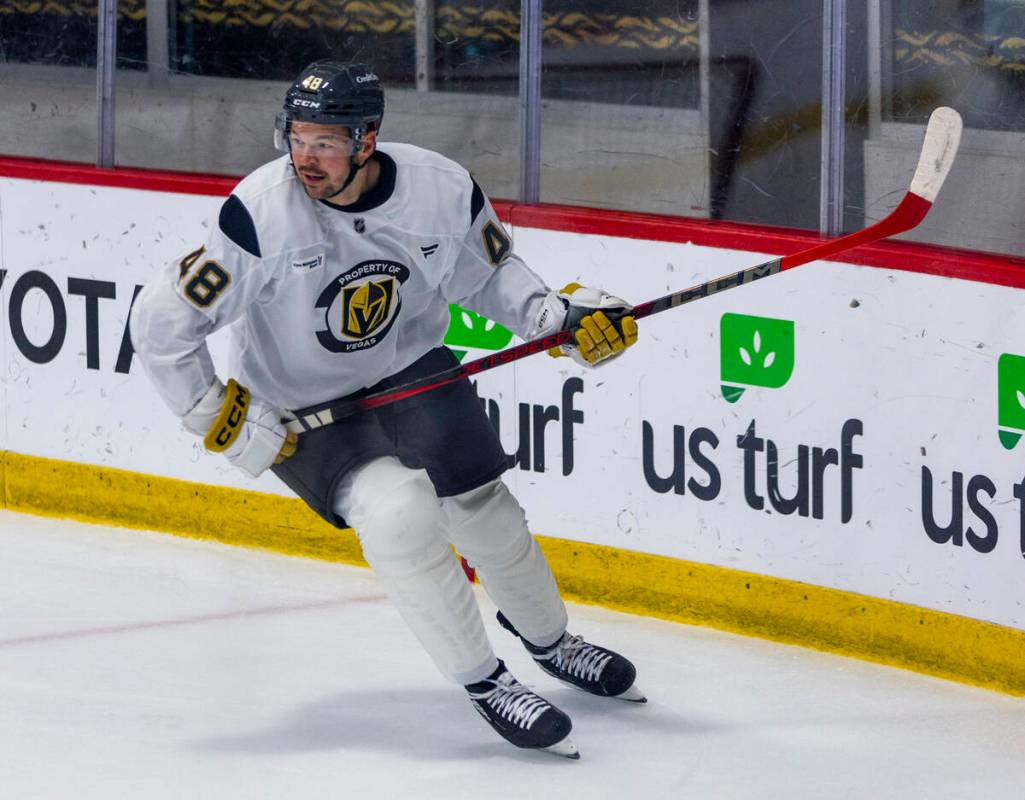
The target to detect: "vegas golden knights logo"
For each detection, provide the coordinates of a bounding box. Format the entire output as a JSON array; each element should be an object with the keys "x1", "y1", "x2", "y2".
[
  {"x1": 342, "y1": 278, "x2": 395, "y2": 338},
  {"x1": 315, "y1": 260, "x2": 411, "y2": 353}
]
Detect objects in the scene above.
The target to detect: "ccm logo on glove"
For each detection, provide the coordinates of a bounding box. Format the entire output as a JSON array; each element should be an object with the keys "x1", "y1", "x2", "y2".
[
  {"x1": 182, "y1": 377, "x2": 298, "y2": 477},
  {"x1": 204, "y1": 379, "x2": 250, "y2": 453}
]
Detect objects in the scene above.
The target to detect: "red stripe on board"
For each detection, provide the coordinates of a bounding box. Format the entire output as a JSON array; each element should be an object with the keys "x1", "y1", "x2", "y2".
[
  {"x1": 0, "y1": 157, "x2": 239, "y2": 196},
  {"x1": 508, "y1": 200, "x2": 1025, "y2": 291},
  {"x1": 2, "y1": 155, "x2": 1024, "y2": 289}
]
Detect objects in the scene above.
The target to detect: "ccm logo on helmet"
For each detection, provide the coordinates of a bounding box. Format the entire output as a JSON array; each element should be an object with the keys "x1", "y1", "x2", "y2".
[
  {"x1": 355, "y1": 73, "x2": 378, "y2": 84},
  {"x1": 292, "y1": 98, "x2": 321, "y2": 108}
]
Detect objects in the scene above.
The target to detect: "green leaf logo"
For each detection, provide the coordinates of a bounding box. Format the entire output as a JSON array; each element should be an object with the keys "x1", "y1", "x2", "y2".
[
  {"x1": 720, "y1": 312, "x2": 795, "y2": 403},
  {"x1": 443, "y1": 304, "x2": 514, "y2": 361},
  {"x1": 997, "y1": 353, "x2": 1025, "y2": 449}
]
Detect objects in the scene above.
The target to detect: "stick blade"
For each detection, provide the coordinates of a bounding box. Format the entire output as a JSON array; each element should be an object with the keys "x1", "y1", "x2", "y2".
[{"x1": 909, "y1": 106, "x2": 962, "y2": 203}]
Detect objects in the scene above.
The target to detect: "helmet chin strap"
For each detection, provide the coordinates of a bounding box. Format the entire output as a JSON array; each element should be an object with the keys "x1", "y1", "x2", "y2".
[
  {"x1": 336, "y1": 127, "x2": 373, "y2": 196},
  {"x1": 337, "y1": 152, "x2": 367, "y2": 195}
]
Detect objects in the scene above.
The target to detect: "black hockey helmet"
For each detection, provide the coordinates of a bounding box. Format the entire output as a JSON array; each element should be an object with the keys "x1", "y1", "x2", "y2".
[{"x1": 274, "y1": 60, "x2": 385, "y2": 153}]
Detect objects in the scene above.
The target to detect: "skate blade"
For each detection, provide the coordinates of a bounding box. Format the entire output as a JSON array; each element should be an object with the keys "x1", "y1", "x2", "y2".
[
  {"x1": 614, "y1": 684, "x2": 647, "y2": 703},
  {"x1": 543, "y1": 736, "x2": 580, "y2": 759}
]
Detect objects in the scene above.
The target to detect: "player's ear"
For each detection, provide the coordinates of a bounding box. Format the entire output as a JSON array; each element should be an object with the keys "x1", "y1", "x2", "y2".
[{"x1": 359, "y1": 130, "x2": 378, "y2": 161}]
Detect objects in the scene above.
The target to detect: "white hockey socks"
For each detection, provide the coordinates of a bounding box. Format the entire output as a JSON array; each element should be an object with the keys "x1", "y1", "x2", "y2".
[
  {"x1": 443, "y1": 479, "x2": 568, "y2": 649},
  {"x1": 335, "y1": 457, "x2": 497, "y2": 685}
]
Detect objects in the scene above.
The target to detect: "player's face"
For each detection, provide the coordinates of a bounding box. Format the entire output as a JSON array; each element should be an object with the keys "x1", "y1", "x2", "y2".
[{"x1": 289, "y1": 122, "x2": 360, "y2": 200}]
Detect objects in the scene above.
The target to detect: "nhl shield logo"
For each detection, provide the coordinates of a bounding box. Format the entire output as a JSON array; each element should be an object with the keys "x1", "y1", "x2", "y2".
[
  {"x1": 315, "y1": 260, "x2": 411, "y2": 353},
  {"x1": 342, "y1": 278, "x2": 395, "y2": 339}
]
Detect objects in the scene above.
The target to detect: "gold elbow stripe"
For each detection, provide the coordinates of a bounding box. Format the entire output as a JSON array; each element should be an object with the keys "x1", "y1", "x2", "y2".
[{"x1": 203, "y1": 379, "x2": 250, "y2": 454}]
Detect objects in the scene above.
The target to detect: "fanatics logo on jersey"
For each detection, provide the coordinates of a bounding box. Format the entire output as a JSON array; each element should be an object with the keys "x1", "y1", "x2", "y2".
[
  {"x1": 290, "y1": 253, "x2": 325, "y2": 273},
  {"x1": 315, "y1": 260, "x2": 411, "y2": 353},
  {"x1": 420, "y1": 243, "x2": 439, "y2": 259}
]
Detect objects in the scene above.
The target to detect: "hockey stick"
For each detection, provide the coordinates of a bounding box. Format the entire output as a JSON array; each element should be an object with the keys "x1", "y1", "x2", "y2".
[{"x1": 289, "y1": 107, "x2": 962, "y2": 433}]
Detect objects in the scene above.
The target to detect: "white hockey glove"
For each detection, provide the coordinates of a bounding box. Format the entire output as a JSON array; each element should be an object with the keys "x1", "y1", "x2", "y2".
[
  {"x1": 548, "y1": 283, "x2": 639, "y2": 367},
  {"x1": 182, "y1": 378, "x2": 298, "y2": 478}
]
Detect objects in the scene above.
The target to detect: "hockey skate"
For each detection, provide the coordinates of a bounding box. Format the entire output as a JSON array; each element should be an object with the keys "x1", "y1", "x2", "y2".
[
  {"x1": 465, "y1": 660, "x2": 579, "y2": 759},
  {"x1": 497, "y1": 611, "x2": 647, "y2": 703}
]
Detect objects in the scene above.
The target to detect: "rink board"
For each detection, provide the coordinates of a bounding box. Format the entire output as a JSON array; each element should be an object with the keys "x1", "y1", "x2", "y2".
[{"x1": 2, "y1": 172, "x2": 1025, "y2": 691}]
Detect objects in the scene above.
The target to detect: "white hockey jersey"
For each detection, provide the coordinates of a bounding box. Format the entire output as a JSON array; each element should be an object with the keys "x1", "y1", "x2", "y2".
[{"x1": 130, "y1": 143, "x2": 563, "y2": 417}]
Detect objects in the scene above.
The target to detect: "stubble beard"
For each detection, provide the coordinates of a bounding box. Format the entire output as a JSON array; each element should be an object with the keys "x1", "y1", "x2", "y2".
[
  {"x1": 295, "y1": 160, "x2": 354, "y2": 202},
  {"x1": 300, "y1": 175, "x2": 345, "y2": 201}
]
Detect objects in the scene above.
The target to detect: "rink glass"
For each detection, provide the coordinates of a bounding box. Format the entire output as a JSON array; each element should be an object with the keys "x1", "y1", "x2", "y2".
[
  {"x1": 0, "y1": 0, "x2": 113, "y2": 162},
  {"x1": 112, "y1": 0, "x2": 521, "y2": 194},
  {"x1": 0, "y1": 0, "x2": 1024, "y2": 257},
  {"x1": 851, "y1": 0, "x2": 1025, "y2": 256}
]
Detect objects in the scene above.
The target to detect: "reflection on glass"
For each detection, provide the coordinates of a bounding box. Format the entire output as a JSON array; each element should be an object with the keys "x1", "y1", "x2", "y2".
[
  {"x1": 116, "y1": 1, "x2": 519, "y2": 188},
  {"x1": 866, "y1": 0, "x2": 1025, "y2": 256},
  {"x1": 0, "y1": 0, "x2": 144, "y2": 69},
  {"x1": 888, "y1": 0, "x2": 1025, "y2": 131},
  {"x1": 544, "y1": 3, "x2": 698, "y2": 107},
  {"x1": 170, "y1": 0, "x2": 522, "y2": 91},
  {"x1": 173, "y1": 0, "x2": 414, "y2": 81},
  {"x1": 707, "y1": 0, "x2": 823, "y2": 229},
  {"x1": 538, "y1": 1, "x2": 703, "y2": 216},
  {"x1": 433, "y1": 0, "x2": 520, "y2": 94},
  {"x1": 0, "y1": 0, "x2": 106, "y2": 161}
]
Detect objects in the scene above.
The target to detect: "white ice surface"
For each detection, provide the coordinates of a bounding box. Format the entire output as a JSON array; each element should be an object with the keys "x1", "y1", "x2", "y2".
[{"x1": 2, "y1": 509, "x2": 1024, "y2": 800}]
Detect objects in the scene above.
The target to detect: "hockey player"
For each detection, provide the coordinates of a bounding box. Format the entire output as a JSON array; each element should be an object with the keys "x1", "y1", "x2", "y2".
[{"x1": 130, "y1": 60, "x2": 644, "y2": 759}]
